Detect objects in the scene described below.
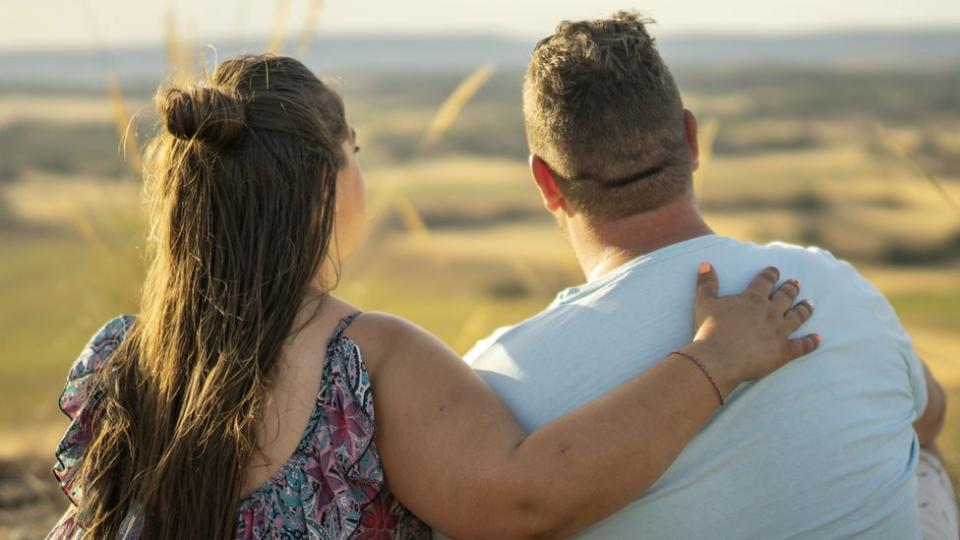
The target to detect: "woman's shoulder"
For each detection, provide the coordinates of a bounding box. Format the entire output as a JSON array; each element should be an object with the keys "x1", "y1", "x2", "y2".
[
  {"x1": 342, "y1": 311, "x2": 457, "y2": 377},
  {"x1": 346, "y1": 311, "x2": 426, "y2": 342}
]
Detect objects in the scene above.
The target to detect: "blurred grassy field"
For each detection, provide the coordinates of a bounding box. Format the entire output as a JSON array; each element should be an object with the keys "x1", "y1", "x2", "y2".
[{"x1": 0, "y1": 65, "x2": 958, "y2": 536}]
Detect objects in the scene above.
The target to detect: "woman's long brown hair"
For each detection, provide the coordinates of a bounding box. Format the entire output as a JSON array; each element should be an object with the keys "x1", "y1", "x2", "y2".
[{"x1": 76, "y1": 55, "x2": 348, "y2": 539}]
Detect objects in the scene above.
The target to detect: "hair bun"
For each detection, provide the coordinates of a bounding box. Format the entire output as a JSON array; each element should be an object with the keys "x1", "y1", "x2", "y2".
[{"x1": 160, "y1": 86, "x2": 246, "y2": 148}]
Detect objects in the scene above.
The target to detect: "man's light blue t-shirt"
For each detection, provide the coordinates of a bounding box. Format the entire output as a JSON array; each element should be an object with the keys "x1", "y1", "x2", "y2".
[{"x1": 460, "y1": 235, "x2": 926, "y2": 539}]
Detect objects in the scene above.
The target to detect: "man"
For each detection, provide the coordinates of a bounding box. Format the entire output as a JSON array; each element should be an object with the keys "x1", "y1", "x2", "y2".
[{"x1": 453, "y1": 12, "x2": 956, "y2": 539}]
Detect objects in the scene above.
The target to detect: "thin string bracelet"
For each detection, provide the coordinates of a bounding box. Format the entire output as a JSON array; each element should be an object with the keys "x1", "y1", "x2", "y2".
[{"x1": 671, "y1": 350, "x2": 725, "y2": 406}]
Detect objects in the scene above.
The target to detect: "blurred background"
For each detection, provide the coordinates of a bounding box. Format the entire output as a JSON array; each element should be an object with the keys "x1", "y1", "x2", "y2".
[{"x1": 1, "y1": 0, "x2": 959, "y2": 537}]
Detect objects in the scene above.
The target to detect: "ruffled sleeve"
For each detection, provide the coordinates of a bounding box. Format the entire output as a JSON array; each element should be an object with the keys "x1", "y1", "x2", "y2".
[{"x1": 53, "y1": 315, "x2": 136, "y2": 506}]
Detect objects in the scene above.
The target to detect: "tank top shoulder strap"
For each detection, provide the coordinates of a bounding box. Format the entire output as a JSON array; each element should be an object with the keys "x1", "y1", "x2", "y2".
[{"x1": 329, "y1": 311, "x2": 362, "y2": 343}]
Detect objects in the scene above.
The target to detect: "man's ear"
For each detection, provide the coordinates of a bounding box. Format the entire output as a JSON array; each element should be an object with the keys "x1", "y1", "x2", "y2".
[
  {"x1": 684, "y1": 109, "x2": 700, "y2": 172},
  {"x1": 529, "y1": 155, "x2": 566, "y2": 212}
]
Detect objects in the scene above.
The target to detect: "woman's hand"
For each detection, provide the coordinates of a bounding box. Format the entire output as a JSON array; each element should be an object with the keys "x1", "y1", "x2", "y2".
[{"x1": 684, "y1": 263, "x2": 820, "y2": 398}]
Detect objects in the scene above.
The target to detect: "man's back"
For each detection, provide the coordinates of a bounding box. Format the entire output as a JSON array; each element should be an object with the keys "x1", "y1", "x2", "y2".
[{"x1": 466, "y1": 235, "x2": 926, "y2": 539}]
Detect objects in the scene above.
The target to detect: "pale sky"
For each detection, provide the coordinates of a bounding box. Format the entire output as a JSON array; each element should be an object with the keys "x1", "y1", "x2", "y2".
[{"x1": 3, "y1": 0, "x2": 959, "y2": 50}]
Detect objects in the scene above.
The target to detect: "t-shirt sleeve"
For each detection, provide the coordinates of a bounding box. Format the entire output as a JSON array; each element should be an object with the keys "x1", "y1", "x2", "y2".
[{"x1": 824, "y1": 251, "x2": 928, "y2": 419}]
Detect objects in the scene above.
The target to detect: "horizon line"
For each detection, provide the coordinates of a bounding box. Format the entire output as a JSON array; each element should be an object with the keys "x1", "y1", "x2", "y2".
[{"x1": 1, "y1": 23, "x2": 959, "y2": 54}]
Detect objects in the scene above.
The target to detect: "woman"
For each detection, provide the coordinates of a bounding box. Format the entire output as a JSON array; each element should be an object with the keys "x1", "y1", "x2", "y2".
[{"x1": 48, "y1": 55, "x2": 819, "y2": 540}]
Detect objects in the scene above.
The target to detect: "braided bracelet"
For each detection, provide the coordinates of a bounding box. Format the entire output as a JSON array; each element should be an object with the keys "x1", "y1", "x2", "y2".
[{"x1": 671, "y1": 350, "x2": 725, "y2": 406}]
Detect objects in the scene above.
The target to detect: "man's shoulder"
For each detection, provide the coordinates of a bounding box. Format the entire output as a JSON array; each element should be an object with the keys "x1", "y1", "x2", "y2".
[
  {"x1": 718, "y1": 238, "x2": 864, "y2": 286},
  {"x1": 726, "y1": 239, "x2": 914, "y2": 346},
  {"x1": 464, "y1": 239, "x2": 862, "y2": 363},
  {"x1": 728, "y1": 238, "x2": 847, "y2": 269}
]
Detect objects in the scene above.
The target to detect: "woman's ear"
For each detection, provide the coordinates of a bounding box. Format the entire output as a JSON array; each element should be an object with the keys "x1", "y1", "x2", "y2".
[
  {"x1": 529, "y1": 155, "x2": 566, "y2": 212},
  {"x1": 684, "y1": 109, "x2": 700, "y2": 172}
]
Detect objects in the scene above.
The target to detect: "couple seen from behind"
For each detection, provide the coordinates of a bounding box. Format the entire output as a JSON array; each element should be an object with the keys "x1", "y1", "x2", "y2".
[{"x1": 47, "y1": 11, "x2": 956, "y2": 540}]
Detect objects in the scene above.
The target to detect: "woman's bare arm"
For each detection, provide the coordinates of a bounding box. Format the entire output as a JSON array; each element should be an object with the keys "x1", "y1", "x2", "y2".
[
  {"x1": 914, "y1": 361, "x2": 947, "y2": 448},
  {"x1": 350, "y1": 266, "x2": 818, "y2": 540}
]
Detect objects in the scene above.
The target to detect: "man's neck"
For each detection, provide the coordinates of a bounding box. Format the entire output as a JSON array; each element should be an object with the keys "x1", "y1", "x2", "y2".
[{"x1": 569, "y1": 195, "x2": 714, "y2": 282}]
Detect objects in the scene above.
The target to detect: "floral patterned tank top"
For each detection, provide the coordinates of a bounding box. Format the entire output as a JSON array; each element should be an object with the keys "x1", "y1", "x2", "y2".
[{"x1": 48, "y1": 314, "x2": 430, "y2": 539}]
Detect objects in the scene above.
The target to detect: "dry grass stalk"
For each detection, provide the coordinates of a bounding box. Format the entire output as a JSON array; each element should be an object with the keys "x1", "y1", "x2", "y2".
[
  {"x1": 267, "y1": 0, "x2": 291, "y2": 54},
  {"x1": 394, "y1": 193, "x2": 431, "y2": 240},
  {"x1": 364, "y1": 64, "x2": 496, "y2": 238},
  {"x1": 164, "y1": 8, "x2": 179, "y2": 71},
  {"x1": 296, "y1": 0, "x2": 324, "y2": 57},
  {"x1": 453, "y1": 302, "x2": 494, "y2": 353},
  {"x1": 875, "y1": 123, "x2": 960, "y2": 217},
  {"x1": 106, "y1": 73, "x2": 143, "y2": 177},
  {"x1": 420, "y1": 64, "x2": 496, "y2": 151},
  {"x1": 351, "y1": 179, "x2": 449, "y2": 267},
  {"x1": 363, "y1": 64, "x2": 499, "y2": 272},
  {"x1": 163, "y1": 8, "x2": 199, "y2": 85},
  {"x1": 395, "y1": 193, "x2": 450, "y2": 265},
  {"x1": 352, "y1": 65, "x2": 506, "y2": 291},
  {"x1": 65, "y1": 208, "x2": 99, "y2": 243}
]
